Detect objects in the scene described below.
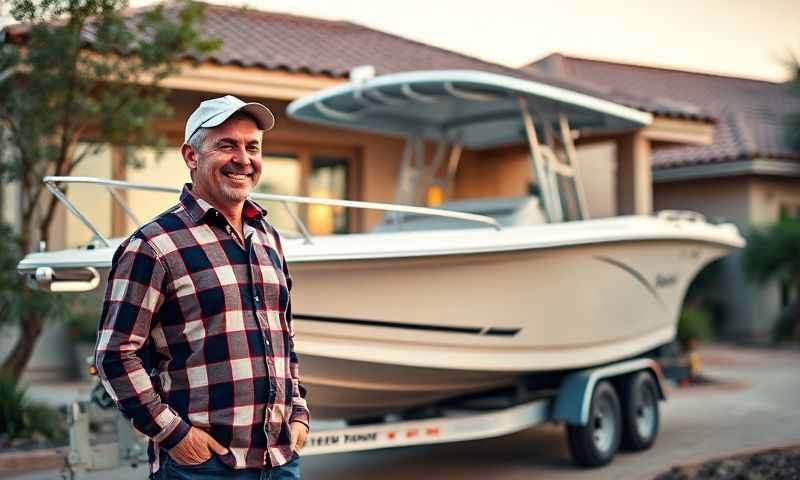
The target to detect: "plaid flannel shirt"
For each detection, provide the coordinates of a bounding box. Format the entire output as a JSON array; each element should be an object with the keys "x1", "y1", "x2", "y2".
[{"x1": 95, "y1": 184, "x2": 309, "y2": 473}]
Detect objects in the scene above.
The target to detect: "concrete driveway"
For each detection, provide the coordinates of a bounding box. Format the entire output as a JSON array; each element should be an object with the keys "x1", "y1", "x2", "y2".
[{"x1": 8, "y1": 345, "x2": 800, "y2": 480}]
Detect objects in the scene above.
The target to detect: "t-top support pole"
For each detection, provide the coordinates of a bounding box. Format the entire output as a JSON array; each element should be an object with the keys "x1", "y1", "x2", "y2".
[
  {"x1": 518, "y1": 96, "x2": 553, "y2": 223},
  {"x1": 443, "y1": 143, "x2": 463, "y2": 199},
  {"x1": 559, "y1": 113, "x2": 590, "y2": 220}
]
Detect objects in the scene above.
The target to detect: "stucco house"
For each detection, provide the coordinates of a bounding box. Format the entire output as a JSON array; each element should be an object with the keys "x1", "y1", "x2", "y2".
[
  {"x1": 0, "y1": 5, "x2": 728, "y2": 379},
  {"x1": 527, "y1": 53, "x2": 800, "y2": 341}
]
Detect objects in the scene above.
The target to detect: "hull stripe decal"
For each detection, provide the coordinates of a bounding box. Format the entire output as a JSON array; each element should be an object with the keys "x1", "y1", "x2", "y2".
[
  {"x1": 594, "y1": 255, "x2": 665, "y2": 307},
  {"x1": 294, "y1": 314, "x2": 520, "y2": 336},
  {"x1": 485, "y1": 328, "x2": 520, "y2": 336}
]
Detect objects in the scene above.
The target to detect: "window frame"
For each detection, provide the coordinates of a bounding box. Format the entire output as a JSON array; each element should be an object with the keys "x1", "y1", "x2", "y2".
[{"x1": 261, "y1": 141, "x2": 361, "y2": 233}]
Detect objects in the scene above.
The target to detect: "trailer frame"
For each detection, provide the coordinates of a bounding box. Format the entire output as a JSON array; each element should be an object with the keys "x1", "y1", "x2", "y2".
[{"x1": 63, "y1": 357, "x2": 665, "y2": 478}]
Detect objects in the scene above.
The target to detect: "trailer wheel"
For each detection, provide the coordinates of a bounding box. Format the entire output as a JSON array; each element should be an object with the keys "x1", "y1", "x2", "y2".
[
  {"x1": 566, "y1": 380, "x2": 621, "y2": 467},
  {"x1": 619, "y1": 371, "x2": 659, "y2": 451}
]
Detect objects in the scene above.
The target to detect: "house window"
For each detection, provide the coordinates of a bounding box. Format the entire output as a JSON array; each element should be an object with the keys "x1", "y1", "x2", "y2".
[
  {"x1": 258, "y1": 145, "x2": 356, "y2": 235},
  {"x1": 308, "y1": 156, "x2": 349, "y2": 234},
  {"x1": 257, "y1": 153, "x2": 303, "y2": 235}
]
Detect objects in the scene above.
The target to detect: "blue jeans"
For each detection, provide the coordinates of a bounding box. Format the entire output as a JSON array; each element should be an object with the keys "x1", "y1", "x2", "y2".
[{"x1": 153, "y1": 453, "x2": 300, "y2": 480}]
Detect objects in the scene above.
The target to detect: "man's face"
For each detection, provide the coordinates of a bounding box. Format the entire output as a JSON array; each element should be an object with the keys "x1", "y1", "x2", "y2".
[{"x1": 186, "y1": 116, "x2": 263, "y2": 207}]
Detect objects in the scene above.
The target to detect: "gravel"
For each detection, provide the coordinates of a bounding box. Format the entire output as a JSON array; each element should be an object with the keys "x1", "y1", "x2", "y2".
[{"x1": 655, "y1": 446, "x2": 800, "y2": 480}]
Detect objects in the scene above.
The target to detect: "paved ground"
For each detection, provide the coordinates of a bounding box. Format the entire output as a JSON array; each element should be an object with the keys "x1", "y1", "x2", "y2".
[{"x1": 7, "y1": 344, "x2": 800, "y2": 480}]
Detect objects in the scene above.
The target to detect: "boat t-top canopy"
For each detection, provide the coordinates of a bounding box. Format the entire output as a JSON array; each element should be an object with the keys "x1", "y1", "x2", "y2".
[
  {"x1": 289, "y1": 69, "x2": 654, "y2": 224},
  {"x1": 287, "y1": 69, "x2": 652, "y2": 149}
]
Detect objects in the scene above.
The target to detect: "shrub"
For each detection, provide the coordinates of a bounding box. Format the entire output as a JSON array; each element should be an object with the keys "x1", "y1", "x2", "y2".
[
  {"x1": 771, "y1": 303, "x2": 800, "y2": 343},
  {"x1": 0, "y1": 375, "x2": 66, "y2": 447},
  {"x1": 677, "y1": 306, "x2": 714, "y2": 348},
  {"x1": 64, "y1": 294, "x2": 102, "y2": 344},
  {"x1": 682, "y1": 259, "x2": 727, "y2": 337},
  {"x1": 743, "y1": 218, "x2": 800, "y2": 343}
]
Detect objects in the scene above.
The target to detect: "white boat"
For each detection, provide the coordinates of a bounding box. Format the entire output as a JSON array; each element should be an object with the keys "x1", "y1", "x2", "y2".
[{"x1": 18, "y1": 70, "x2": 744, "y2": 421}]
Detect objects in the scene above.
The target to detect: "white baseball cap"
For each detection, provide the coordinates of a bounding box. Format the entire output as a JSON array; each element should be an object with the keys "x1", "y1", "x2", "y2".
[{"x1": 184, "y1": 95, "x2": 275, "y2": 144}]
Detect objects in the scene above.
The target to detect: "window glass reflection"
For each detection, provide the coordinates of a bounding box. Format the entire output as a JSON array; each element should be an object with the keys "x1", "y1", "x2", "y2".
[
  {"x1": 257, "y1": 154, "x2": 301, "y2": 234},
  {"x1": 309, "y1": 156, "x2": 349, "y2": 234}
]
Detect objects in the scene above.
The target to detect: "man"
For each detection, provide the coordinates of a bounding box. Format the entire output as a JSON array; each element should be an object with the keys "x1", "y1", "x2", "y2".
[{"x1": 95, "y1": 95, "x2": 310, "y2": 479}]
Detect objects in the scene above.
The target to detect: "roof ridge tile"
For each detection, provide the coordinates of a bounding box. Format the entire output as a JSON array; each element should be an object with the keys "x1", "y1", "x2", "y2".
[
  {"x1": 537, "y1": 52, "x2": 784, "y2": 86},
  {"x1": 198, "y1": 2, "x2": 352, "y2": 29}
]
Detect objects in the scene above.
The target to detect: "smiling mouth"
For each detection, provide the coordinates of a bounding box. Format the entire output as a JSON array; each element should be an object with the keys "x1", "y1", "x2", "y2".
[{"x1": 223, "y1": 172, "x2": 253, "y2": 181}]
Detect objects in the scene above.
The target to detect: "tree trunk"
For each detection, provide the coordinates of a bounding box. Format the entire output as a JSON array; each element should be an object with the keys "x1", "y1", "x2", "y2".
[
  {"x1": 1, "y1": 199, "x2": 42, "y2": 379},
  {"x1": 0, "y1": 283, "x2": 42, "y2": 379}
]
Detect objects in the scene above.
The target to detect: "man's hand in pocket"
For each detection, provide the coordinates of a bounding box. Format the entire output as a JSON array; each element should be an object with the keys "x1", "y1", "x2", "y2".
[
  {"x1": 290, "y1": 422, "x2": 309, "y2": 452},
  {"x1": 169, "y1": 427, "x2": 229, "y2": 465}
]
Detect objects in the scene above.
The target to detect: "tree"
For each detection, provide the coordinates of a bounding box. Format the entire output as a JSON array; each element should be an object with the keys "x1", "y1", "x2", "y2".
[
  {"x1": 785, "y1": 55, "x2": 800, "y2": 151},
  {"x1": 0, "y1": 0, "x2": 220, "y2": 377},
  {"x1": 743, "y1": 217, "x2": 800, "y2": 342},
  {"x1": 750, "y1": 54, "x2": 800, "y2": 341}
]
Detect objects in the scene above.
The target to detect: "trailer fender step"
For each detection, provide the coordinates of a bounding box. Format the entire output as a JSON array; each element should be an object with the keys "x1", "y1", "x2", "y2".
[{"x1": 552, "y1": 358, "x2": 666, "y2": 426}]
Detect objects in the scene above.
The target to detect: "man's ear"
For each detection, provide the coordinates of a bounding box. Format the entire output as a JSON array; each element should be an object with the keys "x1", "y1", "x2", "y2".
[{"x1": 181, "y1": 144, "x2": 198, "y2": 172}]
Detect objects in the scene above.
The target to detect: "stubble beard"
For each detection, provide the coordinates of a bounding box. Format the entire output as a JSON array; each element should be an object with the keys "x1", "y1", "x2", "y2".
[
  {"x1": 217, "y1": 163, "x2": 257, "y2": 204},
  {"x1": 193, "y1": 170, "x2": 251, "y2": 209},
  {"x1": 219, "y1": 181, "x2": 250, "y2": 204}
]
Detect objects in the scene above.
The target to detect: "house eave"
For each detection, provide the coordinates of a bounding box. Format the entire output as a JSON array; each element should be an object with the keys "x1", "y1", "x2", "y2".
[
  {"x1": 653, "y1": 158, "x2": 800, "y2": 183},
  {"x1": 576, "y1": 115, "x2": 714, "y2": 146},
  {"x1": 642, "y1": 117, "x2": 714, "y2": 145},
  {"x1": 155, "y1": 61, "x2": 346, "y2": 100}
]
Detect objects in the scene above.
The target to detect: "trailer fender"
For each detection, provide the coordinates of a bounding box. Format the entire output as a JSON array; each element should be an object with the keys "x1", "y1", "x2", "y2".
[{"x1": 552, "y1": 358, "x2": 666, "y2": 426}]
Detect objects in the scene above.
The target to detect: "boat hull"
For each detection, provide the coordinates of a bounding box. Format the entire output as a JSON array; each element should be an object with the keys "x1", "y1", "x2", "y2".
[{"x1": 289, "y1": 237, "x2": 730, "y2": 419}]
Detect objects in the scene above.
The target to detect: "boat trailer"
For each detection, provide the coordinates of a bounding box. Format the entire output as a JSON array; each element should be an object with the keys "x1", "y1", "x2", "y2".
[{"x1": 63, "y1": 357, "x2": 666, "y2": 478}]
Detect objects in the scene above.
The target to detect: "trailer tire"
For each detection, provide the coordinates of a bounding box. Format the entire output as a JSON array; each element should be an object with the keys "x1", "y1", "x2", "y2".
[
  {"x1": 566, "y1": 380, "x2": 621, "y2": 467},
  {"x1": 619, "y1": 370, "x2": 659, "y2": 451}
]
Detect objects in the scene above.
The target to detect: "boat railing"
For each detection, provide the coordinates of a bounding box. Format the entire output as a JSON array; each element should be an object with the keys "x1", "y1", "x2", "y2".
[{"x1": 43, "y1": 176, "x2": 502, "y2": 248}]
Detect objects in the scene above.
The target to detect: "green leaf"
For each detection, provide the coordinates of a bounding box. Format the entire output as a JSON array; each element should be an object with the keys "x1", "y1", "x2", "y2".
[{"x1": 743, "y1": 217, "x2": 800, "y2": 284}]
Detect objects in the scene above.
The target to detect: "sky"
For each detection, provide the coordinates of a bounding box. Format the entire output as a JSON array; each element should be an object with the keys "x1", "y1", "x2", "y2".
[{"x1": 3, "y1": 0, "x2": 799, "y2": 82}]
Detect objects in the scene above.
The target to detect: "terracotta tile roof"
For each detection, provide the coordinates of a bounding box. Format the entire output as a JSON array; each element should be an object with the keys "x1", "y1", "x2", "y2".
[
  {"x1": 192, "y1": 6, "x2": 511, "y2": 77},
  {"x1": 526, "y1": 53, "x2": 800, "y2": 170},
  {"x1": 187, "y1": 5, "x2": 712, "y2": 123},
  {"x1": 3, "y1": 4, "x2": 548, "y2": 80},
  {"x1": 2, "y1": 3, "x2": 710, "y2": 126}
]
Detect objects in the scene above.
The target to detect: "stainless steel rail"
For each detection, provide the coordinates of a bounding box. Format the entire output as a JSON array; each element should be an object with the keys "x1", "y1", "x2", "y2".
[{"x1": 43, "y1": 176, "x2": 502, "y2": 247}]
